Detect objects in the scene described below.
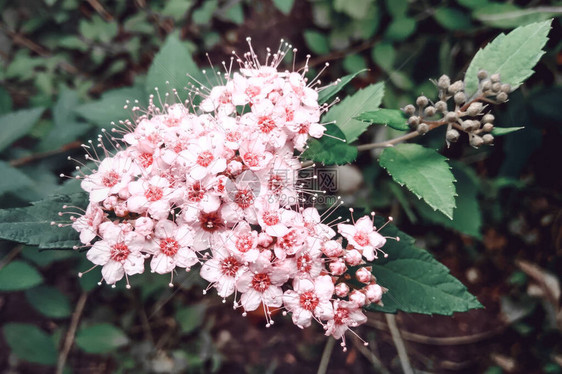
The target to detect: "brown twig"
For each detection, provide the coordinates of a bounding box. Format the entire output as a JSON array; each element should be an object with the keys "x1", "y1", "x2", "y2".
[
  {"x1": 307, "y1": 40, "x2": 377, "y2": 69},
  {"x1": 86, "y1": 0, "x2": 114, "y2": 21},
  {"x1": 316, "y1": 337, "x2": 336, "y2": 374},
  {"x1": 9, "y1": 141, "x2": 83, "y2": 167},
  {"x1": 56, "y1": 292, "x2": 88, "y2": 374},
  {"x1": 351, "y1": 334, "x2": 391, "y2": 374},
  {"x1": 0, "y1": 245, "x2": 23, "y2": 271},
  {"x1": 386, "y1": 314, "x2": 414, "y2": 374}
]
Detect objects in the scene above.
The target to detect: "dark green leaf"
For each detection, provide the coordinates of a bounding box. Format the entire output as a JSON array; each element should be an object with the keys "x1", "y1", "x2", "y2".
[
  {"x1": 318, "y1": 70, "x2": 367, "y2": 105},
  {"x1": 76, "y1": 323, "x2": 129, "y2": 353},
  {"x1": 342, "y1": 55, "x2": 367, "y2": 75},
  {"x1": 464, "y1": 19, "x2": 552, "y2": 97},
  {"x1": 434, "y1": 7, "x2": 472, "y2": 30},
  {"x1": 379, "y1": 144, "x2": 456, "y2": 219},
  {"x1": 25, "y1": 285, "x2": 72, "y2": 318},
  {"x1": 176, "y1": 304, "x2": 206, "y2": 334},
  {"x1": 0, "y1": 161, "x2": 34, "y2": 196},
  {"x1": 0, "y1": 107, "x2": 45, "y2": 152},
  {"x1": 0, "y1": 87, "x2": 13, "y2": 114},
  {"x1": 385, "y1": 0, "x2": 407, "y2": 17},
  {"x1": 301, "y1": 124, "x2": 358, "y2": 165},
  {"x1": 365, "y1": 218, "x2": 482, "y2": 314},
  {"x1": 272, "y1": 0, "x2": 295, "y2": 14},
  {"x1": 146, "y1": 32, "x2": 203, "y2": 94},
  {"x1": 384, "y1": 17, "x2": 416, "y2": 41},
  {"x1": 0, "y1": 260, "x2": 43, "y2": 291},
  {"x1": 372, "y1": 43, "x2": 395, "y2": 71},
  {"x1": 323, "y1": 82, "x2": 384, "y2": 142},
  {"x1": 304, "y1": 30, "x2": 330, "y2": 55},
  {"x1": 491, "y1": 126, "x2": 524, "y2": 136},
  {"x1": 355, "y1": 109, "x2": 409, "y2": 131},
  {"x1": 75, "y1": 86, "x2": 145, "y2": 127},
  {"x1": 21, "y1": 246, "x2": 75, "y2": 267},
  {"x1": 3, "y1": 323, "x2": 57, "y2": 365},
  {"x1": 0, "y1": 193, "x2": 87, "y2": 249}
]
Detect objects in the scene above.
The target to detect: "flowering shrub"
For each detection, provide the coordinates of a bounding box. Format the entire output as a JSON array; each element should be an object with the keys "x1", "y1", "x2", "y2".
[{"x1": 0, "y1": 6, "x2": 556, "y2": 370}]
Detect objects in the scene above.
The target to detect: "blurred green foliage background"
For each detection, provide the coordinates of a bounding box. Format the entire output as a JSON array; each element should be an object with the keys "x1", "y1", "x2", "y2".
[{"x1": 0, "y1": 0, "x2": 560, "y2": 373}]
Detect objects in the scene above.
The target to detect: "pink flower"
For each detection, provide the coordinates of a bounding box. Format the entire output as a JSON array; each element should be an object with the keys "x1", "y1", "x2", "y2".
[
  {"x1": 200, "y1": 245, "x2": 244, "y2": 299},
  {"x1": 72, "y1": 203, "x2": 106, "y2": 245},
  {"x1": 325, "y1": 300, "x2": 368, "y2": 341},
  {"x1": 236, "y1": 259, "x2": 289, "y2": 312},
  {"x1": 149, "y1": 220, "x2": 197, "y2": 274},
  {"x1": 283, "y1": 275, "x2": 334, "y2": 328},
  {"x1": 81, "y1": 153, "x2": 134, "y2": 203},
  {"x1": 337, "y1": 216, "x2": 387, "y2": 261}
]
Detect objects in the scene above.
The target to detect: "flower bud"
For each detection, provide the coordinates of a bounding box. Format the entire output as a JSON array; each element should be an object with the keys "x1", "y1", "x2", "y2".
[
  {"x1": 477, "y1": 70, "x2": 488, "y2": 80},
  {"x1": 335, "y1": 283, "x2": 350, "y2": 298},
  {"x1": 403, "y1": 104, "x2": 416, "y2": 115},
  {"x1": 322, "y1": 240, "x2": 344, "y2": 258},
  {"x1": 448, "y1": 80, "x2": 463, "y2": 94},
  {"x1": 258, "y1": 232, "x2": 273, "y2": 247},
  {"x1": 470, "y1": 134, "x2": 484, "y2": 148},
  {"x1": 482, "y1": 123, "x2": 494, "y2": 132},
  {"x1": 345, "y1": 249, "x2": 363, "y2": 266},
  {"x1": 462, "y1": 120, "x2": 478, "y2": 132},
  {"x1": 446, "y1": 129, "x2": 460, "y2": 142},
  {"x1": 408, "y1": 116, "x2": 420, "y2": 127},
  {"x1": 329, "y1": 258, "x2": 347, "y2": 276},
  {"x1": 490, "y1": 73, "x2": 501, "y2": 83},
  {"x1": 423, "y1": 106, "x2": 436, "y2": 117},
  {"x1": 454, "y1": 92, "x2": 466, "y2": 105},
  {"x1": 356, "y1": 267, "x2": 372, "y2": 283},
  {"x1": 482, "y1": 114, "x2": 494, "y2": 123},
  {"x1": 483, "y1": 134, "x2": 494, "y2": 144},
  {"x1": 481, "y1": 79, "x2": 492, "y2": 91},
  {"x1": 417, "y1": 123, "x2": 429, "y2": 135},
  {"x1": 435, "y1": 100, "x2": 447, "y2": 112},
  {"x1": 364, "y1": 283, "x2": 383, "y2": 303},
  {"x1": 496, "y1": 92, "x2": 508, "y2": 102},
  {"x1": 501, "y1": 83, "x2": 511, "y2": 93},
  {"x1": 349, "y1": 290, "x2": 367, "y2": 307},
  {"x1": 135, "y1": 217, "x2": 154, "y2": 237},
  {"x1": 438, "y1": 74, "x2": 450, "y2": 89},
  {"x1": 416, "y1": 96, "x2": 429, "y2": 107},
  {"x1": 445, "y1": 111, "x2": 458, "y2": 122},
  {"x1": 466, "y1": 102, "x2": 483, "y2": 116},
  {"x1": 492, "y1": 82, "x2": 502, "y2": 92}
]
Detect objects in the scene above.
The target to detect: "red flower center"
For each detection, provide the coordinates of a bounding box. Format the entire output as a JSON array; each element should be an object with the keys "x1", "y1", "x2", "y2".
[
  {"x1": 139, "y1": 153, "x2": 153, "y2": 168},
  {"x1": 110, "y1": 242, "x2": 130, "y2": 262},
  {"x1": 197, "y1": 151, "x2": 214, "y2": 167},
  {"x1": 243, "y1": 152, "x2": 260, "y2": 167},
  {"x1": 199, "y1": 212, "x2": 223, "y2": 232},
  {"x1": 220, "y1": 256, "x2": 241, "y2": 277},
  {"x1": 258, "y1": 116, "x2": 276, "y2": 133},
  {"x1": 159, "y1": 237, "x2": 179, "y2": 256},
  {"x1": 102, "y1": 171, "x2": 120, "y2": 187},
  {"x1": 262, "y1": 212, "x2": 279, "y2": 226},
  {"x1": 299, "y1": 291, "x2": 319, "y2": 311},
  {"x1": 145, "y1": 186, "x2": 163, "y2": 201},
  {"x1": 334, "y1": 307, "x2": 350, "y2": 325},
  {"x1": 297, "y1": 254, "x2": 312, "y2": 273},
  {"x1": 235, "y1": 189, "x2": 254, "y2": 209},
  {"x1": 251, "y1": 273, "x2": 271, "y2": 292},
  {"x1": 235, "y1": 233, "x2": 254, "y2": 253},
  {"x1": 353, "y1": 232, "x2": 370, "y2": 247}
]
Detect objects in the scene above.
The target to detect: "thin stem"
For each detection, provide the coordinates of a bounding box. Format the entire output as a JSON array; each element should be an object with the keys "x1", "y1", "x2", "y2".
[
  {"x1": 57, "y1": 292, "x2": 88, "y2": 374},
  {"x1": 10, "y1": 141, "x2": 82, "y2": 167},
  {"x1": 0, "y1": 245, "x2": 23, "y2": 271},
  {"x1": 386, "y1": 314, "x2": 414, "y2": 374},
  {"x1": 316, "y1": 338, "x2": 336, "y2": 374}
]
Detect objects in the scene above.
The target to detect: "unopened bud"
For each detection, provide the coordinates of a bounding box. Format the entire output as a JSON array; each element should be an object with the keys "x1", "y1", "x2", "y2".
[
  {"x1": 496, "y1": 92, "x2": 508, "y2": 102},
  {"x1": 356, "y1": 267, "x2": 372, "y2": 284},
  {"x1": 438, "y1": 74, "x2": 450, "y2": 90},
  {"x1": 435, "y1": 100, "x2": 447, "y2": 112},
  {"x1": 349, "y1": 290, "x2": 367, "y2": 307},
  {"x1": 490, "y1": 73, "x2": 501, "y2": 83},
  {"x1": 462, "y1": 120, "x2": 478, "y2": 132},
  {"x1": 423, "y1": 106, "x2": 436, "y2": 117},
  {"x1": 329, "y1": 258, "x2": 347, "y2": 276},
  {"x1": 408, "y1": 116, "x2": 420, "y2": 127},
  {"x1": 417, "y1": 123, "x2": 429, "y2": 135},
  {"x1": 446, "y1": 129, "x2": 460, "y2": 142},
  {"x1": 454, "y1": 92, "x2": 466, "y2": 105},
  {"x1": 492, "y1": 82, "x2": 502, "y2": 92},
  {"x1": 365, "y1": 284, "x2": 383, "y2": 303},
  {"x1": 481, "y1": 80, "x2": 492, "y2": 92},
  {"x1": 445, "y1": 111, "x2": 458, "y2": 122},
  {"x1": 466, "y1": 102, "x2": 483, "y2": 116},
  {"x1": 403, "y1": 104, "x2": 416, "y2": 115},
  {"x1": 345, "y1": 249, "x2": 363, "y2": 266},
  {"x1": 501, "y1": 83, "x2": 511, "y2": 93},
  {"x1": 448, "y1": 80, "x2": 463, "y2": 94},
  {"x1": 335, "y1": 283, "x2": 350, "y2": 297},
  {"x1": 482, "y1": 123, "x2": 494, "y2": 132},
  {"x1": 477, "y1": 70, "x2": 488, "y2": 80},
  {"x1": 416, "y1": 95, "x2": 429, "y2": 107},
  {"x1": 483, "y1": 134, "x2": 494, "y2": 144},
  {"x1": 482, "y1": 114, "x2": 494, "y2": 124},
  {"x1": 470, "y1": 134, "x2": 484, "y2": 148}
]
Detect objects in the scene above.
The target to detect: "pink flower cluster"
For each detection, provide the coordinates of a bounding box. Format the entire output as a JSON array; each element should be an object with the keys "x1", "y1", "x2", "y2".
[{"x1": 69, "y1": 41, "x2": 391, "y2": 349}]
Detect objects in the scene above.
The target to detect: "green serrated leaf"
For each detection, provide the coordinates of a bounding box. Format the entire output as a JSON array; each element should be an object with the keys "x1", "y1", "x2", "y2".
[
  {"x1": 272, "y1": 0, "x2": 295, "y2": 14},
  {"x1": 3, "y1": 323, "x2": 57, "y2": 365},
  {"x1": 464, "y1": 19, "x2": 552, "y2": 98},
  {"x1": 414, "y1": 164, "x2": 482, "y2": 238},
  {"x1": 0, "y1": 107, "x2": 45, "y2": 152},
  {"x1": 434, "y1": 7, "x2": 472, "y2": 30},
  {"x1": 364, "y1": 218, "x2": 482, "y2": 314},
  {"x1": 146, "y1": 32, "x2": 203, "y2": 94},
  {"x1": 0, "y1": 161, "x2": 34, "y2": 196},
  {"x1": 474, "y1": 4, "x2": 560, "y2": 29},
  {"x1": 75, "y1": 86, "x2": 145, "y2": 127},
  {"x1": 76, "y1": 323, "x2": 129, "y2": 353},
  {"x1": 379, "y1": 144, "x2": 456, "y2": 219},
  {"x1": 323, "y1": 82, "x2": 384, "y2": 143},
  {"x1": 355, "y1": 109, "x2": 409, "y2": 131},
  {"x1": 318, "y1": 70, "x2": 367, "y2": 105},
  {"x1": 0, "y1": 193, "x2": 87, "y2": 249},
  {"x1": 491, "y1": 126, "x2": 524, "y2": 136},
  {"x1": 0, "y1": 260, "x2": 43, "y2": 291},
  {"x1": 304, "y1": 30, "x2": 330, "y2": 55},
  {"x1": 25, "y1": 285, "x2": 72, "y2": 318},
  {"x1": 176, "y1": 304, "x2": 206, "y2": 334},
  {"x1": 301, "y1": 124, "x2": 357, "y2": 165}
]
